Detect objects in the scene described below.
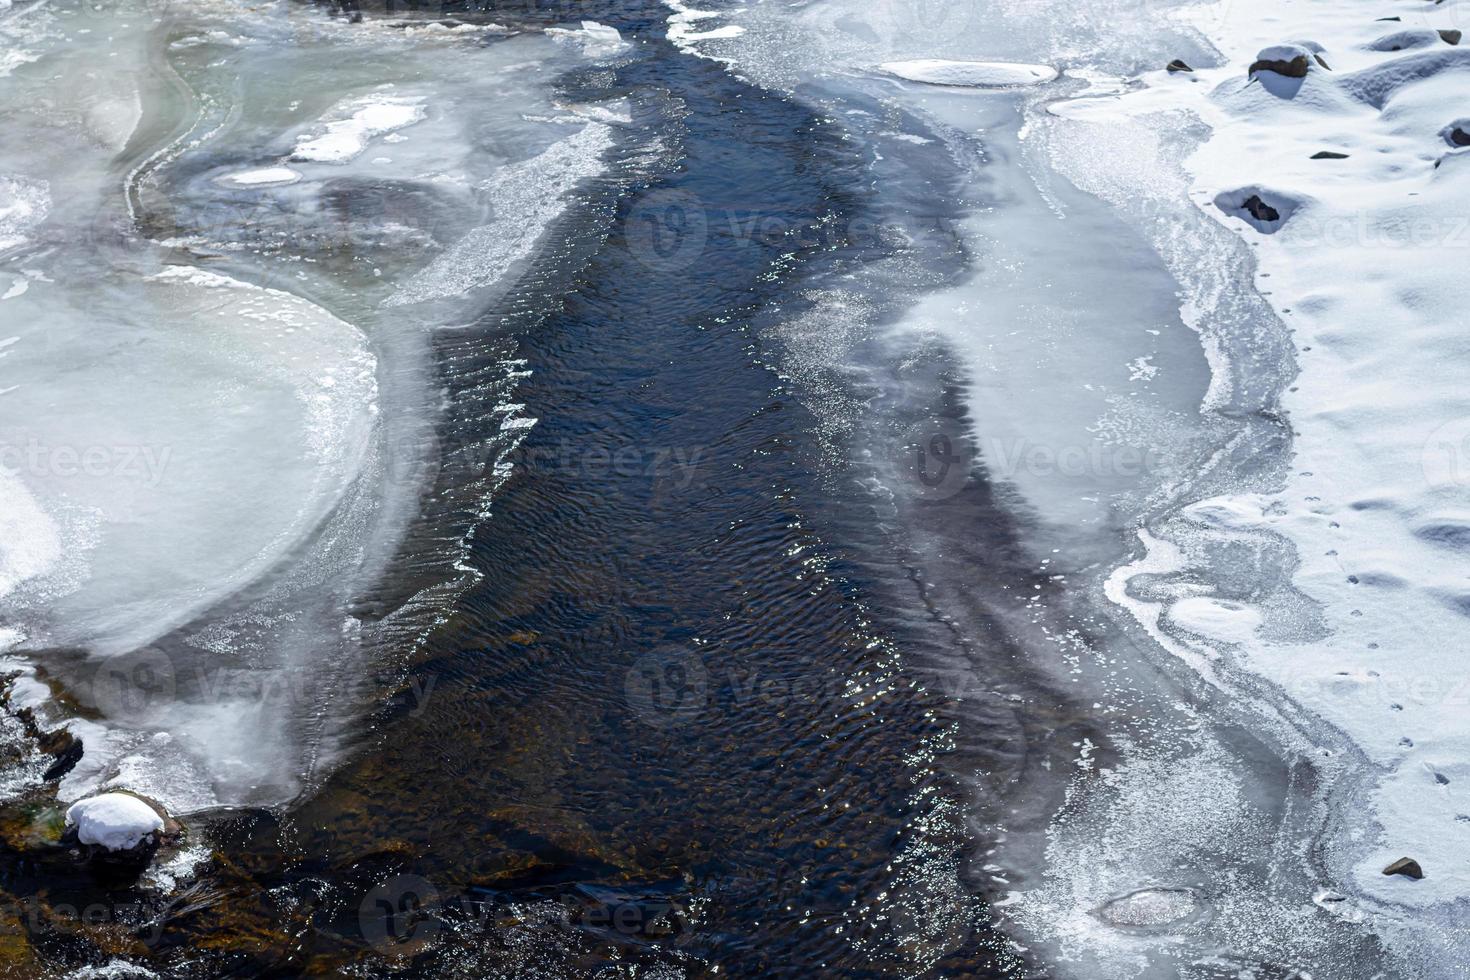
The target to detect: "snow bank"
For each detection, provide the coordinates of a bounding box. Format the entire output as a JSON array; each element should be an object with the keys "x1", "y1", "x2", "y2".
[{"x1": 1095, "y1": 0, "x2": 1470, "y2": 955}]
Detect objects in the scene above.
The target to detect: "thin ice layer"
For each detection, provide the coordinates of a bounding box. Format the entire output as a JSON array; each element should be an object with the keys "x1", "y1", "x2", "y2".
[{"x1": 1, "y1": 266, "x2": 377, "y2": 657}]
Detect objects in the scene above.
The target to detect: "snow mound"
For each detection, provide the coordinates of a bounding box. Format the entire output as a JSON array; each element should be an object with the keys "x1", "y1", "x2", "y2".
[
  {"x1": 1367, "y1": 31, "x2": 1445, "y2": 54},
  {"x1": 1342, "y1": 49, "x2": 1470, "y2": 109},
  {"x1": 1249, "y1": 43, "x2": 1323, "y2": 78},
  {"x1": 878, "y1": 60, "x2": 1058, "y2": 88},
  {"x1": 65, "y1": 793, "x2": 164, "y2": 851}
]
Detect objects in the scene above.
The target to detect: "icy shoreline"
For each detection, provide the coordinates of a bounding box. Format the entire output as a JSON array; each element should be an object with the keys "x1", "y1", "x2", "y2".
[{"x1": 1083, "y1": 0, "x2": 1470, "y2": 966}]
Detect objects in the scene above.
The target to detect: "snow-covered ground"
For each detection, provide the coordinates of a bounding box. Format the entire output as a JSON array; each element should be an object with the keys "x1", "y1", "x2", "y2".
[{"x1": 1082, "y1": 0, "x2": 1470, "y2": 960}]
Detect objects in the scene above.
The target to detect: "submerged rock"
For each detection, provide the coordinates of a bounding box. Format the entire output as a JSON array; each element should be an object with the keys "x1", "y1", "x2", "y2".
[
  {"x1": 1097, "y1": 887, "x2": 1206, "y2": 929},
  {"x1": 1383, "y1": 857, "x2": 1424, "y2": 880}
]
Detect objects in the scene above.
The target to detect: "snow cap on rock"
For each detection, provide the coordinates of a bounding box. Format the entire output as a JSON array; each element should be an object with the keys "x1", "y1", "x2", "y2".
[{"x1": 65, "y1": 793, "x2": 165, "y2": 851}]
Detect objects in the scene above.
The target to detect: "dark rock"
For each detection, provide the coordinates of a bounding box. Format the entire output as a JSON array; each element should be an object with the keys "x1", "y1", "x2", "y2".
[
  {"x1": 1311, "y1": 151, "x2": 1350, "y2": 159},
  {"x1": 1383, "y1": 857, "x2": 1424, "y2": 880},
  {"x1": 41, "y1": 735, "x2": 84, "y2": 781},
  {"x1": 1250, "y1": 55, "x2": 1312, "y2": 78},
  {"x1": 1243, "y1": 195, "x2": 1281, "y2": 222},
  {"x1": 1442, "y1": 30, "x2": 1463, "y2": 45},
  {"x1": 1316, "y1": 54, "x2": 1333, "y2": 70},
  {"x1": 1452, "y1": 128, "x2": 1470, "y2": 147},
  {"x1": 1376, "y1": 16, "x2": 1402, "y2": 21},
  {"x1": 1167, "y1": 59, "x2": 1194, "y2": 73}
]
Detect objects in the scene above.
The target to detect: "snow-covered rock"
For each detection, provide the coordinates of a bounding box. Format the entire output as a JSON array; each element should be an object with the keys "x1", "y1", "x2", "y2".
[
  {"x1": 65, "y1": 793, "x2": 165, "y2": 852},
  {"x1": 1248, "y1": 43, "x2": 1321, "y2": 78}
]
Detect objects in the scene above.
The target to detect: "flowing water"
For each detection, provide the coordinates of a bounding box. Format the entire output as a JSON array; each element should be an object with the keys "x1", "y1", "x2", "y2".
[{"x1": 0, "y1": 0, "x2": 1397, "y2": 976}]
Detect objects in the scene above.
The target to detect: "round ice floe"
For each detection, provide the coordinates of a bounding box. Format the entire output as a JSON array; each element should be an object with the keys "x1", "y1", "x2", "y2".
[
  {"x1": 65, "y1": 793, "x2": 165, "y2": 851},
  {"x1": 878, "y1": 60, "x2": 1058, "y2": 88},
  {"x1": 1097, "y1": 888, "x2": 1204, "y2": 929},
  {"x1": 1167, "y1": 596, "x2": 1264, "y2": 643}
]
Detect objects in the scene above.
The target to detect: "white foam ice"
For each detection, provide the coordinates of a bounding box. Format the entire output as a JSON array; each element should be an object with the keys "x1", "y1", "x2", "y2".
[
  {"x1": 0, "y1": 174, "x2": 49, "y2": 252},
  {"x1": 384, "y1": 120, "x2": 615, "y2": 308},
  {"x1": 292, "y1": 94, "x2": 425, "y2": 163},
  {"x1": 663, "y1": 1, "x2": 746, "y2": 54},
  {"x1": 546, "y1": 20, "x2": 628, "y2": 56}
]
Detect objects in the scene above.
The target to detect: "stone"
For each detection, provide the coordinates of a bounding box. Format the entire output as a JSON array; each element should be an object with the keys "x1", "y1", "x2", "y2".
[
  {"x1": 1243, "y1": 195, "x2": 1282, "y2": 223},
  {"x1": 1167, "y1": 59, "x2": 1194, "y2": 73},
  {"x1": 1383, "y1": 857, "x2": 1424, "y2": 880}
]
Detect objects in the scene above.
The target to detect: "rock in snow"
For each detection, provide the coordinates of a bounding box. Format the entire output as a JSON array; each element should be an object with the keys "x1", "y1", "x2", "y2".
[
  {"x1": 1383, "y1": 857, "x2": 1425, "y2": 880},
  {"x1": 1442, "y1": 120, "x2": 1470, "y2": 148},
  {"x1": 65, "y1": 793, "x2": 165, "y2": 852}
]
